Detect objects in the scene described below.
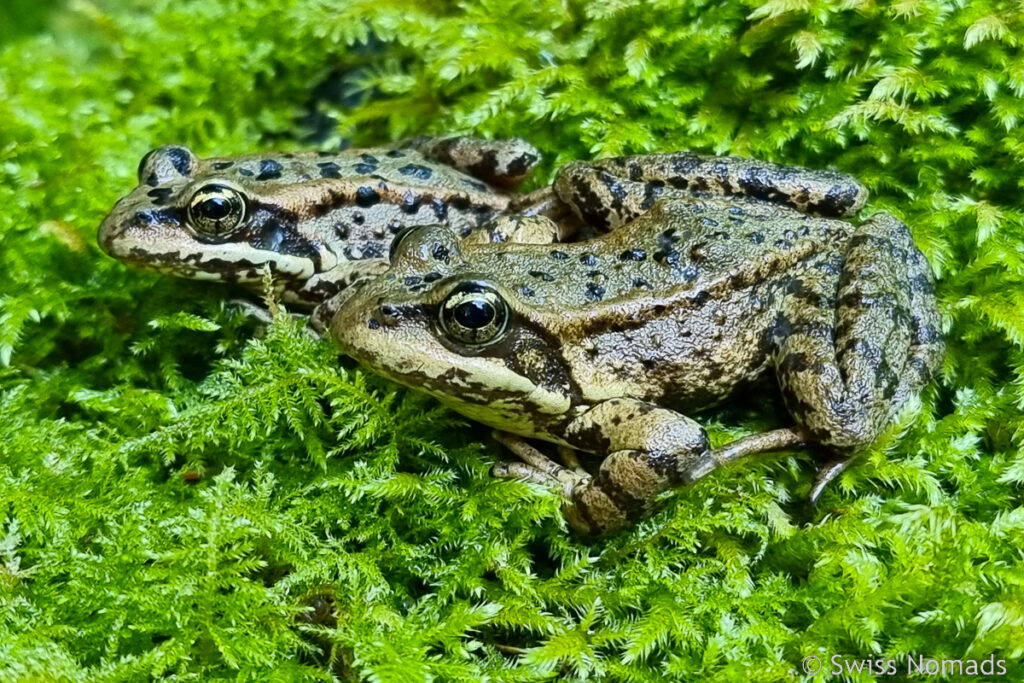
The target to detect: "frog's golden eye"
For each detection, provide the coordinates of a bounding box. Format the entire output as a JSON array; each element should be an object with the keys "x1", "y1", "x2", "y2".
[
  {"x1": 438, "y1": 282, "x2": 510, "y2": 347},
  {"x1": 186, "y1": 183, "x2": 248, "y2": 240}
]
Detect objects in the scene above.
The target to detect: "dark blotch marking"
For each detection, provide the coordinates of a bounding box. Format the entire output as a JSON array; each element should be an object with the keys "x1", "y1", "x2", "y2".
[
  {"x1": 146, "y1": 187, "x2": 174, "y2": 205},
  {"x1": 399, "y1": 164, "x2": 434, "y2": 180},
  {"x1": 448, "y1": 194, "x2": 471, "y2": 211},
  {"x1": 356, "y1": 186, "x2": 381, "y2": 207},
  {"x1": 256, "y1": 159, "x2": 284, "y2": 181},
  {"x1": 423, "y1": 272, "x2": 442, "y2": 283},
  {"x1": 505, "y1": 152, "x2": 537, "y2": 179},
  {"x1": 367, "y1": 318, "x2": 381, "y2": 329},
  {"x1": 550, "y1": 250, "x2": 568, "y2": 260},
  {"x1": 386, "y1": 149, "x2": 405, "y2": 158},
  {"x1": 529, "y1": 269, "x2": 555, "y2": 282},
  {"x1": 461, "y1": 178, "x2": 489, "y2": 192},
  {"x1": 430, "y1": 198, "x2": 448, "y2": 221},
  {"x1": 238, "y1": 168, "x2": 255, "y2": 177},
  {"x1": 584, "y1": 283, "x2": 605, "y2": 301},
  {"x1": 212, "y1": 161, "x2": 234, "y2": 170},
  {"x1": 404, "y1": 276, "x2": 422, "y2": 287},
  {"x1": 633, "y1": 277, "x2": 652, "y2": 290},
  {"x1": 431, "y1": 243, "x2": 450, "y2": 262},
  {"x1": 246, "y1": 202, "x2": 321, "y2": 268},
  {"x1": 354, "y1": 163, "x2": 376, "y2": 174},
  {"x1": 579, "y1": 252, "x2": 597, "y2": 266},
  {"x1": 618, "y1": 249, "x2": 646, "y2": 262},
  {"x1": 640, "y1": 180, "x2": 665, "y2": 210},
  {"x1": 166, "y1": 147, "x2": 194, "y2": 176},
  {"x1": 318, "y1": 161, "x2": 342, "y2": 179},
  {"x1": 518, "y1": 285, "x2": 535, "y2": 297},
  {"x1": 400, "y1": 191, "x2": 422, "y2": 215}
]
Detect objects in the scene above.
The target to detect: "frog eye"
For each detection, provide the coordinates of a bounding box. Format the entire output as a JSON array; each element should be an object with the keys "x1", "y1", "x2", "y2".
[
  {"x1": 186, "y1": 183, "x2": 248, "y2": 240},
  {"x1": 438, "y1": 282, "x2": 510, "y2": 347}
]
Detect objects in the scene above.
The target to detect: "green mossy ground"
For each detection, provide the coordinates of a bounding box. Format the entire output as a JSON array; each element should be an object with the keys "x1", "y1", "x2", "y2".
[{"x1": 2, "y1": 1, "x2": 1023, "y2": 680}]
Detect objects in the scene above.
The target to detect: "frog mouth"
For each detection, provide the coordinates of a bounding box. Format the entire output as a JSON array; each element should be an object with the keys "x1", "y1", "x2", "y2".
[{"x1": 127, "y1": 245, "x2": 318, "y2": 282}]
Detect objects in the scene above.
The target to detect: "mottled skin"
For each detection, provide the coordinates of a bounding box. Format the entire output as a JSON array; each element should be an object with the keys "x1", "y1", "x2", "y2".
[
  {"x1": 98, "y1": 136, "x2": 545, "y2": 307},
  {"x1": 321, "y1": 156, "x2": 943, "y2": 535}
]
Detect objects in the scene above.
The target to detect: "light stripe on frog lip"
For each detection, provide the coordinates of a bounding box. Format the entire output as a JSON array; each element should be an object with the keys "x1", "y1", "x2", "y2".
[{"x1": 123, "y1": 245, "x2": 317, "y2": 281}]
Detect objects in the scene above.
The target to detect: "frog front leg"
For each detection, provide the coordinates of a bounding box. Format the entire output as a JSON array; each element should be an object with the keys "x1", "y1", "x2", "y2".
[
  {"x1": 553, "y1": 152, "x2": 869, "y2": 231},
  {"x1": 772, "y1": 212, "x2": 944, "y2": 486},
  {"x1": 492, "y1": 399, "x2": 710, "y2": 535}
]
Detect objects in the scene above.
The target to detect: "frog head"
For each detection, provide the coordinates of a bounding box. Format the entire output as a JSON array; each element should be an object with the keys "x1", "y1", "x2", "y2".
[
  {"x1": 325, "y1": 224, "x2": 578, "y2": 436},
  {"x1": 98, "y1": 144, "x2": 334, "y2": 292}
]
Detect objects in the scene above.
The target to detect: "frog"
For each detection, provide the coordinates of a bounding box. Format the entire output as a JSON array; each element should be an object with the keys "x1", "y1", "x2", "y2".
[
  {"x1": 316, "y1": 151, "x2": 944, "y2": 535},
  {"x1": 97, "y1": 136, "x2": 558, "y2": 308}
]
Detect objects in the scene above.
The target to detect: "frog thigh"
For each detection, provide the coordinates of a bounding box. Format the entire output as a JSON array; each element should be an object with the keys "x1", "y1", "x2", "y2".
[
  {"x1": 553, "y1": 153, "x2": 868, "y2": 230},
  {"x1": 772, "y1": 213, "x2": 941, "y2": 453},
  {"x1": 562, "y1": 399, "x2": 711, "y2": 534},
  {"x1": 408, "y1": 136, "x2": 540, "y2": 189}
]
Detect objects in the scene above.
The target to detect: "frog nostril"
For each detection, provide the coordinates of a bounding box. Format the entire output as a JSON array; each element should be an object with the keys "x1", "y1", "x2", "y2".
[{"x1": 379, "y1": 304, "x2": 401, "y2": 326}]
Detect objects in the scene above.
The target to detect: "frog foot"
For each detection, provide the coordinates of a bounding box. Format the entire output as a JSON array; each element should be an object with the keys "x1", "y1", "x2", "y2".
[
  {"x1": 808, "y1": 457, "x2": 852, "y2": 504},
  {"x1": 490, "y1": 431, "x2": 587, "y2": 499}
]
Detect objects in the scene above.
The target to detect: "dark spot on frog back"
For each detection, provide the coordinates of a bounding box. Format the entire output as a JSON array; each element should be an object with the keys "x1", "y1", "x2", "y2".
[
  {"x1": 356, "y1": 186, "x2": 381, "y2": 207},
  {"x1": 257, "y1": 159, "x2": 284, "y2": 181},
  {"x1": 618, "y1": 249, "x2": 646, "y2": 262},
  {"x1": 398, "y1": 164, "x2": 434, "y2": 180},
  {"x1": 400, "y1": 191, "x2": 421, "y2": 214},
  {"x1": 584, "y1": 283, "x2": 605, "y2": 301},
  {"x1": 318, "y1": 161, "x2": 342, "y2": 179}
]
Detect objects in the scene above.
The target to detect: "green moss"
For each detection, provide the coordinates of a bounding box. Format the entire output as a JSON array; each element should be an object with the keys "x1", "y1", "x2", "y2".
[{"x1": 1, "y1": 0, "x2": 1023, "y2": 679}]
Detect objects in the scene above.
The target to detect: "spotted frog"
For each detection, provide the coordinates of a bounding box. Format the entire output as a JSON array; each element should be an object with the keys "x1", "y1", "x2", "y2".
[
  {"x1": 319, "y1": 152, "x2": 944, "y2": 534},
  {"x1": 98, "y1": 136, "x2": 553, "y2": 307}
]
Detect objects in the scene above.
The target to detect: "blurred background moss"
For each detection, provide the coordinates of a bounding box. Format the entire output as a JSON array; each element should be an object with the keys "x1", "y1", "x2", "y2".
[{"x1": 1, "y1": 1, "x2": 1023, "y2": 680}]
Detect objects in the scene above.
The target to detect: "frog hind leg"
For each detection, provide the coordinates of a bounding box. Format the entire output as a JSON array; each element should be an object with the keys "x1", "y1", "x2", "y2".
[
  {"x1": 553, "y1": 153, "x2": 868, "y2": 231},
  {"x1": 772, "y1": 212, "x2": 943, "y2": 468},
  {"x1": 407, "y1": 136, "x2": 541, "y2": 189}
]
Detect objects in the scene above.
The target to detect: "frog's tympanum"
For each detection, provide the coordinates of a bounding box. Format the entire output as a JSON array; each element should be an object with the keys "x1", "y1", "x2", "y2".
[
  {"x1": 98, "y1": 136, "x2": 547, "y2": 307},
  {"x1": 320, "y1": 152, "x2": 944, "y2": 535}
]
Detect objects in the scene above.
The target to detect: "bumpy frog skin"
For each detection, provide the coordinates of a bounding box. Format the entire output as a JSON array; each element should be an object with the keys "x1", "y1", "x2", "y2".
[
  {"x1": 98, "y1": 136, "x2": 545, "y2": 307},
  {"x1": 321, "y1": 153, "x2": 944, "y2": 535}
]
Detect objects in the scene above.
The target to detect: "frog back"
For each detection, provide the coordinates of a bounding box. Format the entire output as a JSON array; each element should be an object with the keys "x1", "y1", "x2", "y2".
[{"x1": 462, "y1": 198, "x2": 858, "y2": 409}]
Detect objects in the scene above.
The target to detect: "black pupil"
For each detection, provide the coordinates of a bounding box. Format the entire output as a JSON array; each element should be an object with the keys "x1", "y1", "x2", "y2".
[
  {"x1": 200, "y1": 196, "x2": 232, "y2": 220},
  {"x1": 454, "y1": 299, "x2": 494, "y2": 329}
]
